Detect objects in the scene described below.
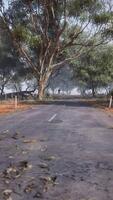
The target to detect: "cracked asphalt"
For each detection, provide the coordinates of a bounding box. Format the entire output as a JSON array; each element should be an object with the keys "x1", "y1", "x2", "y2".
[{"x1": 0, "y1": 100, "x2": 113, "y2": 200}]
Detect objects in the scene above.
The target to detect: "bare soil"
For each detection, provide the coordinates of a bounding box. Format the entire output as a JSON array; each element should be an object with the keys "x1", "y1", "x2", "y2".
[{"x1": 0, "y1": 101, "x2": 32, "y2": 115}]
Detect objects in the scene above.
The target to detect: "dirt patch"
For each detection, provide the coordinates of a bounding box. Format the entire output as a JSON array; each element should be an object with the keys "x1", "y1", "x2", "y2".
[
  {"x1": 86, "y1": 98, "x2": 113, "y2": 114},
  {"x1": 0, "y1": 101, "x2": 33, "y2": 115}
]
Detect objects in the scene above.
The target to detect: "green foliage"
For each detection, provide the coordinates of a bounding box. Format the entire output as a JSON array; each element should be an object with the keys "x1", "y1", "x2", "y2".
[
  {"x1": 94, "y1": 12, "x2": 113, "y2": 24},
  {"x1": 29, "y1": 35, "x2": 41, "y2": 48},
  {"x1": 0, "y1": 28, "x2": 21, "y2": 94},
  {"x1": 13, "y1": 25, "x2": 29, "y2": 42},
  {"x1": 102, "y1": 28, "x2": 113, "y2": 39},
  {"x1": 68, "y1": 0, "x2": 102, "y2": 16},
  {"x1": 13, "y1": 25, "x2": 41, "y2": 47},
  {"x1": 1, "y1": 0, "x2": 112, "y2": 99},
  {"x1": 72, "y1": 45, "x2": 113, "y2": 95}
]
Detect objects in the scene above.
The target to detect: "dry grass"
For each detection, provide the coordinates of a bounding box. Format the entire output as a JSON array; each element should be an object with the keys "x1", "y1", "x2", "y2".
[
  {"x1": 86, "y1": 98, "x2": 113, "y2": 114},
  {"x1": 1, "y1": 98, "x2": 113, "y2": 115},
  {"x1": 0, "y1": 100, "x2": 32, "y2": 115}
]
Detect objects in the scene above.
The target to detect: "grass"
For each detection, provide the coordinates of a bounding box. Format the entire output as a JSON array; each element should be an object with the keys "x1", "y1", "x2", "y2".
[
  {"x1": 86, "y1": 98, "x2": 113, "y2": 114},
  {"x1": 0, "y1": 100, "x2": 32, "y2": 115},
  {"x1": 0, "y1": 97, "x2": 113, "y2": 115}
]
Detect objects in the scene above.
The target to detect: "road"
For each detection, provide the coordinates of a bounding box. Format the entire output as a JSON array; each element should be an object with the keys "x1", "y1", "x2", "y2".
[{"x1": 0, "y1": 100, "x2": 113, "y2": 200}]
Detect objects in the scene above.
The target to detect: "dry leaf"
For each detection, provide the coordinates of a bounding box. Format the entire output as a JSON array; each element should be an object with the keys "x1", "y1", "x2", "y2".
[
  {"x1": 23, "y1": 139, "x2": 37, "y2": 144},
  {"x1": 3, "y1": 189, "x2": 12, "y2": 195}
]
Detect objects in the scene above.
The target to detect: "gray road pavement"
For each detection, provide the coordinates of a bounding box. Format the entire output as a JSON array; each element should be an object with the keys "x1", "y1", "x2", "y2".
[{"x1": 0, "y1": 100, "x2": 113, "y2": 200}]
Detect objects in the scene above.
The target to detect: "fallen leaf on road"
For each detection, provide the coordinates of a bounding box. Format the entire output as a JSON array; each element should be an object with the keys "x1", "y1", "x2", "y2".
[
  {"x1": 19, "y1": 161, "x2": 33, "y2": 170},
  {"x1": 8, "y1": 156, "x2": 14, "y2": 159},
  {"x1": 3, "y1": 166, "x2": 21, "y2": 179},
  {"x1": 40, "y1": 145, "x2": 47, "y2": 152},
  {"x1": 3, "y1": 189, "x2": 12, "y2": 200},
  {"x1": 38, "y1": 163, "x2": 49, "y2": 170},
  {"x1": 3, "y1": 161, "x2": 32, "y2": 180},
  {"x1": 40, "y1": 175, "x2": 57, "y2": 184},
  {"x1": 24, "y1": 183, "x2": 36, "y2": 194},
  {"x1": 23, "y1": 139, "x2": 37, "y2": 144},
  {"x1": 44, "y1": 156, "x2": 56, "y2": 161},
  {"x1": 40, "y1": 175, "x2": 58, "y2": 192},
  {"x1": 4, "y1": 180, "x2": 10, "y2": 184},
  {"x1": 3, "y1": 189, "x2": 12, "y2": 195},
  {"x1": 3, "y1": 130, "x2": 9, "y2": 134},
  {"x1": 22, "y1": 151, "x2": 28, "y2": 155}
]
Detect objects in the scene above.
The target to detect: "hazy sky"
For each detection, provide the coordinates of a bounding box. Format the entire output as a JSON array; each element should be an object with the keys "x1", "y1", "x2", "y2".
[{"x1": 4, "y1": 0, "x2": 8, "y2": 9}]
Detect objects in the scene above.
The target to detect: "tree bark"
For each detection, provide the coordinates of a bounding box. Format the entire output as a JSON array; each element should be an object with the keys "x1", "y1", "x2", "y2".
[
  {"x1": 91, "y1": 80, "x2": 95, "y2": 97},
  {"x1": 38, "y1": 81, "x2": 46, "y2": 100},
  {"x1": 37, "y1": 68, "x2": 52, "y2": 100},
  {"x1": 38, "y1": 75, "x2": 50, "y2": 100},
  {"x1": 0, "y1": 85, "x2": 5, "y2": 96},
  {"x1": 92, "y1": 87, "x2": 95, "y2": 97}
]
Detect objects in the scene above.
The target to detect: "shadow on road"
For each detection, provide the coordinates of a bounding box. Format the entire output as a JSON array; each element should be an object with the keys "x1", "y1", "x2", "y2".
[{"x1": 37, "y1": 100, "x2": 91, "y2": 107}]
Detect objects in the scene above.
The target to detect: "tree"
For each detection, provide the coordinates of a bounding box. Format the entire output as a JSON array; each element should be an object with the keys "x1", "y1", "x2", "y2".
[
  {"x1": 0, "y1": 0, "x2": 112, "y2": 99},
  {"x1": 0, "y1": 27, "x2": 18, "y2": 95},
  {"x1": 0, "y1": 22, "x2": 31, "y2": 96},
  {"x1": 9, "y1": 69, "x2": 37, "y2": 94},
  {"x1": 47, "y1": 65, "x2": 74, "y2": 95},
  {"x1": 72, "y1": 45, "x2": 113, "y2": 97}
]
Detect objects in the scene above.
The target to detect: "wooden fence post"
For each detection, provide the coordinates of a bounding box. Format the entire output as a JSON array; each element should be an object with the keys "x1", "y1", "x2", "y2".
[
  {"x1": 14, "y1": 95, "x2": 18, "y2": 109},
  {"x1": 5, "y1": 93, "x2": 7, "y2": 101},
  {"x1": 109, "y1": 95, "x2": 112, "y2": 108}
]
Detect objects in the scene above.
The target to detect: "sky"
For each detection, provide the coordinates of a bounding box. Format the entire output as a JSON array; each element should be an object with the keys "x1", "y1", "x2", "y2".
[{"x1": 4, "y1": 0, "x2": 8, "y2": 9}]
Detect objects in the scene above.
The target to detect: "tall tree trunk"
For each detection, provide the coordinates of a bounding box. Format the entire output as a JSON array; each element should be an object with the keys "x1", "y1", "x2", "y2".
[
  {"x1": 91, "y1": 80, "x2": 95, "y2": 97},
  {"x1": 38, "y1": 80, "x2": 46, "y2": 100},
  {"x1": 38, "y1": 72, "x2": 51, "y2": 100},
  {"x1": 0, "y1": 85, "x2": 5, "y2": 96},
  {"x1": 92, "y1": 86, "x2": 95, "y2": 97}
]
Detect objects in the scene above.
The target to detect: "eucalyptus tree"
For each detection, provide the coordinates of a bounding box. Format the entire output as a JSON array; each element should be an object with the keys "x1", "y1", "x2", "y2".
[
  {"x1": 72, "y1": 45, "x2": 113, "y2": 97},
  {"x1": 0, "y1": 27, "x2": 19, "y2": 95},
  {"x1": 9, "y1": 67, "x2": 37, "y2": 93},
  {"x1": 0, "y1": 0, "x2": 112, "y2": 99}
]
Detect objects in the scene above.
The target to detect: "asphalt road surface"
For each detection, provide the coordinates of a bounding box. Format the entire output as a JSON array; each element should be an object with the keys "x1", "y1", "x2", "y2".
[{"x1": 0, "y1": 100, "x2": 113, "y2": 200}]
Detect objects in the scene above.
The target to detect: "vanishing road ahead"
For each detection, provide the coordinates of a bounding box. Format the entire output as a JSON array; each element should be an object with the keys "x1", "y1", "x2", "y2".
[{"x1": 0, "y1": 100, "x2": 113, "y2": 200}]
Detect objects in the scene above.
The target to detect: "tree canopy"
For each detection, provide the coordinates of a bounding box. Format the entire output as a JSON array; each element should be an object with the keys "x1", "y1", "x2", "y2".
[
  {"x1": 0, "y1": 0, "x2": 113, "y2": 99},
  {"x1": 72, "y1": 45, "x2": 113, "y2": 96}
]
